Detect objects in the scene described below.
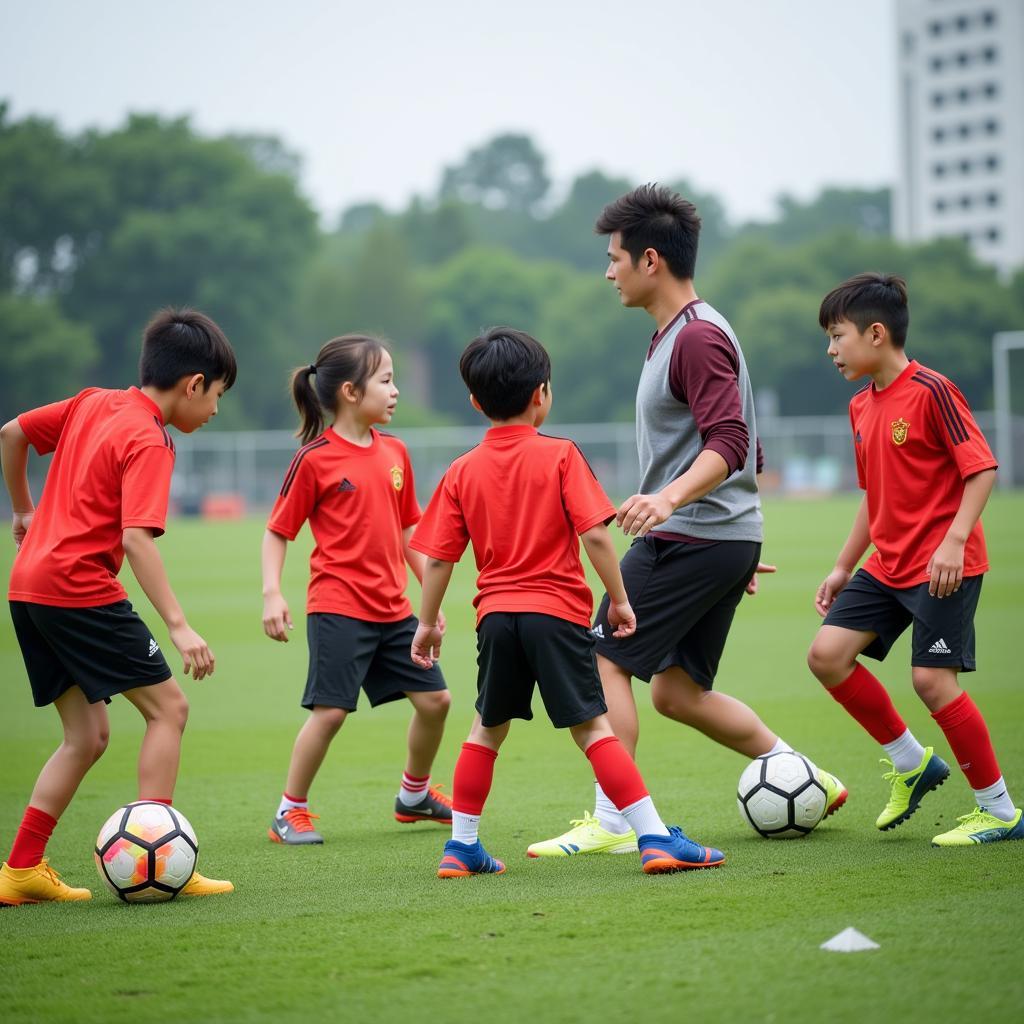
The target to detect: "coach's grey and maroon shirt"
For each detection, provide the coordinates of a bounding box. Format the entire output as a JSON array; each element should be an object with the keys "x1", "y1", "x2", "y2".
[{"x1": 636, "y1": 298, "x2": 763, "y2": 543}]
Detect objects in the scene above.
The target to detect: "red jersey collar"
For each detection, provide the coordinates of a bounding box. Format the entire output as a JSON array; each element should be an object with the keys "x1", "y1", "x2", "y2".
[
  {"x1": 326, "y1": 425, "x2": 380, "y2": 455},
  {"x1": 484, "y1": 424, "x2": 537, "y2": 442},
  {"x1": 129, "y1": 387, "x2": 167, "y2": 424},
  {"x1": 868, "y1": 359, "x2": 920, "y2": 401}
]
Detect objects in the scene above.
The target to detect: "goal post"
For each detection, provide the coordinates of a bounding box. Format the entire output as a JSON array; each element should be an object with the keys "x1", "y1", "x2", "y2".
[{"x1": 993, "y1": 331, "x2": 1024, "y2": 490}]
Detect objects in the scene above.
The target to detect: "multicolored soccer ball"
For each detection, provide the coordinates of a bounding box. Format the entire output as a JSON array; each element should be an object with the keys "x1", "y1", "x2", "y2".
[
  {"x1": 94, "y1": 802, "x2": 198, "y2": 902},
  {"x1": 737, "y1": 751, "x2": 827, "y2": 839}
]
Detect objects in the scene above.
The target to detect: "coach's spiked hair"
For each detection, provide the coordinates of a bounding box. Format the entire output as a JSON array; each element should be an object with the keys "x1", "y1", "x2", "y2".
[
  {"x1": 139, "y1": 307, "x2": 237, "y2": 391},
  {"x1": 595, "y1": 184, "x2": 702, "y2": 280},
  {"x1": 291, "y1": 335, "x2": 386, "y2": 444},
  {"x1": 818, "y1": 273, "x2": 910, "y2": 348}
]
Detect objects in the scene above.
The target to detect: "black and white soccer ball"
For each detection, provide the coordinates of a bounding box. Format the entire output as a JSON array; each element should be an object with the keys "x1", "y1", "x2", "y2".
[
  {"x1": 737, "y1": 751, "x2": 827, "y2": 839},
  {"x1": 94, "y1": 801, "x2": 198, "y2": 902}
]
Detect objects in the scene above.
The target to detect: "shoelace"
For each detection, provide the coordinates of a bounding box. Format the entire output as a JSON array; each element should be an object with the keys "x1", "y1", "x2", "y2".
[
  {"x1": 953, "y1": 807, "x2": 990, "y2": 829},
  {"x1": 37, "y1": 860, "x2": 64, "y2": 886},
  {"x1": 282, "y1": 807, "x2": 320, "y2": 832},
  {"x1": 567, "y1": 811, "x2": 601, "y2": 830},
  {"x1": 428, "y1": 784, "x2": 453, "y2": 809}
]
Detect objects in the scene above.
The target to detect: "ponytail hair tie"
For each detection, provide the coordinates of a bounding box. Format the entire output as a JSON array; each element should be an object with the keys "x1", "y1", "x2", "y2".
[{"x1": 308, "y1": 363, "x2": 317, "y2": 375}]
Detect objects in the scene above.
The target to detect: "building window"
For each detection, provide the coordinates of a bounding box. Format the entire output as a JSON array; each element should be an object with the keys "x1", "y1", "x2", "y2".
[
  {"x1": 930, "y1": 55, "x2": 944, "y2": 71},
  {"x1": 957, "y1": 87, "x2": 970, "y2": 102},
  {"x1": 932, "y1": 92, "x2": 945, "y2": 107},
  {"x1": 933, "y1": 126, "x2": 946, "y2": 143},
  {"x1": 986, "y1": 192, "x2": 1000, "y2": 207},
  {"x1": 981, "y1": 10, "x2": 996, "y2": 28},
  {"x1": 982, "y1": 46, "x2": 996, "y2": 62},
  {"x1": 934, "y1": 198, "x2": 948, "y2": 213},
  {"x1": 956, "y1": 51, "x2": 970, "y2": 67},
  {"x1": 986, "y1": 227, "x2": 1000, "y2": 242},
  {"x1": 983, "y1": 82, "x2": 998, "y2": 98},
  {"x1": 955, "y1": 15, "x2": 969, "y2": 31},
  {"x1": 985, "y1": 155, "x2": 1000, "y2": 171},
  {"x1": 933, "y1": 162, "x2": 946, "y2": 178},
  {"x1": 959, "y1": 158, "x2": 972, "y2": 174},
  {"x1": 958, "y1": 123, "x2": 971, "y2": 139},
  {"x1": 960, "y1": 195, "x2": 972, "y2": 209},
  {"x1": 928, "y1": 20, "x2": 943, "y2": 37},
  {"x1": 984, "y1": 119, "x2": 998, "y2": 135}
]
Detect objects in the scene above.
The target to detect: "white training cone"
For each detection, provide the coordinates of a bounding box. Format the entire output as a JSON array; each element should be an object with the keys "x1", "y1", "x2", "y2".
[{"x1": 820, "y1": 927, "x2": 880, "y2": 952}]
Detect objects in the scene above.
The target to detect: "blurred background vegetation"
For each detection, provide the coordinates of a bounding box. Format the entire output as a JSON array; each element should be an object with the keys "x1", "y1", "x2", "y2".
[{"x1": 3, "y1": 103, "x2": 1023, "y2": 429}]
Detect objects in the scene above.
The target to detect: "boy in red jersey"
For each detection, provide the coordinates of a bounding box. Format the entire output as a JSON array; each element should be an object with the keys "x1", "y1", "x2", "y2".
[
  {"x1": 410, "y1": 328, "x2": 725, "y2": 877},
  {"x1": 808, "y1": 273, "x2": 1021, "y2": 846},
  {"x1": 0, "y1": 308, "x2": 237, "y2": 905}
]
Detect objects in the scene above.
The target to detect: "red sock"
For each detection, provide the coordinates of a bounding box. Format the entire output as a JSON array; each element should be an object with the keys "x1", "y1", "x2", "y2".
[
  {"x1": 585, "y1": 736, "x2": 648, "y2": 809},
  {"x1": 140, "y1": 797, "x2": 173, "y2": 805},
  {"x1": 827, "y1": 663, "x2": 907, "y2": 744},
  {"x1": 931, "y1": 691, "x2": 1001, "y2": 789},
  {"x1": 7, "y1": 806, "x2": 58, "y2": 869},
  {"x1": 452, "y1": 742, "x2": 498, "y2": 815}
]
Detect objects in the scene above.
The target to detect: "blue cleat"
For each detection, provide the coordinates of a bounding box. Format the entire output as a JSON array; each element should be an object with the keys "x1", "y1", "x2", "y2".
[
  {"x1": 639, "y1": 826, "x2": 725, "y2": 874},
  {"x1": 437, "y1": 839, "x2": 506, "y2": 878},
  {"x1": 876, "y1": 747, "x2": 950, "y2": 830}
]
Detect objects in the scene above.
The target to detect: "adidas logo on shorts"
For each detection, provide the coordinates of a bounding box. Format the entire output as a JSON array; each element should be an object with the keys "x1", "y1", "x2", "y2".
[
  {"x1": 591, "y1": 624, "x2": 605, "y2": 639},
  {"x1": 927, "y1": 637, "x2": 952, "y2": 655},
  {"x1": 148, "y1": 637, "x2": 160, "y2": 658}
]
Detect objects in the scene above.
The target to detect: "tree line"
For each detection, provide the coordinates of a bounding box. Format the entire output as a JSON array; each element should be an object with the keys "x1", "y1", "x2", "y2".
[{"x1": 2, "y1": 106, "x2": 1022, "y2": 429}]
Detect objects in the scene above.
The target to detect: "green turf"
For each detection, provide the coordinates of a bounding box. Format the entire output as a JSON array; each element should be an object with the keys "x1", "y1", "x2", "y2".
[{"x1": 1, "y1": 495, "x2": 1022, "y2": 1023}]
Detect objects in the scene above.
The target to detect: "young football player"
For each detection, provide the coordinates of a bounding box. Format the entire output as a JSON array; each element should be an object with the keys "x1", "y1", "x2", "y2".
[
  {"x1": 808, "y1": 272, "x2": 1020, "y2": 846},
  {"x1": 0, "y1": 308, "x2": 236, "y2": 905},
  {"x1": 262, "y1": 335, "x2": 452, "y2": 845},
  {"x1": 411, "y1": 327, "x2": 726, "y2": 877}
]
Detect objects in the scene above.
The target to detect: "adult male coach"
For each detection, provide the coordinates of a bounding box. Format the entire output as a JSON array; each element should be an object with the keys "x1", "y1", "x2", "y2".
[{"x1": 528, "y1": 185, "x2": 845, "y2": 856}]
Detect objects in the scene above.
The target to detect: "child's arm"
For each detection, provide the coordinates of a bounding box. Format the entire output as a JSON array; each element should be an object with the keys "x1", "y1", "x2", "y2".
[
  {"x1": 580, "y1": 524, "x2": 636, "y2": 638},
  {"x1": 815, "y1": 496, "x2": 871, "y2": 617},
  {"x1": 261, "y1": 529, "x2": 293, "y2": 642},
  {"x1": 403, "y1": 526, "x2": 446, "y2": 635},
  {"x1": 927, "y1": 467, "x2": 996, "y2": 599},
  {"x1": 411, "y1": 558, "x2": 455, "y2": 668},
  {"x1": 122, "y1": 528, "x2": 214, "y2": 679},
  {"x1": 0, "y1": 418, "x2": 35, "y2": 548}
]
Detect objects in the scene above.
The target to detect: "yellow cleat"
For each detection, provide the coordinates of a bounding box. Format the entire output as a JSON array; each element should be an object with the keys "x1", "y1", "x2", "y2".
[
  {"x1": 179, "y1": 870, "x2": 234, "y2": 897},
  {"x1": 0, "y1": 859, "x2": 92, "y2": 906}
]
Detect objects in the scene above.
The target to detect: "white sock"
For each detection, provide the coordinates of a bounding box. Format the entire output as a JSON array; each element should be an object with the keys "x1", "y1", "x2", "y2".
[
  {"x1": 765, "y1": 737, "x2": 793, "y2": 755},
  {"x1": 276, "y1": 793, "x2": 307, "y2": 818},
  {"x1": 619, "y1": 795, "x2": 669, "y2": 839},
  {"x1": 452, "y1": 811, "x2": 480, "y2": 845},
  {"x1": 594, "y1": 782, "x2": 631, "y2": 834},
  {"x1": 397, "y1": 771, "x2": 429, "y2": 807},
  {"x1": 882, "y1": 729, "x2": 927, "y2": 773},
  {"x1": 973, "y1": 777, "x2": 1017, "y2": 822}
]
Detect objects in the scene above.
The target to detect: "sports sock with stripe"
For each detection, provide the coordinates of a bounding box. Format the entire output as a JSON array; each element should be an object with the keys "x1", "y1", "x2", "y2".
[
  {"x1": 971, "y1": 777, "x2": 1016, "y2": 822},
  {"x1": 585, "y1": 736, "x2": 669, "y2": 838},
  {"x1": 397, "y1": 772, "x2": 429, "y2": 808},
  {"x1": 276, "y1": 792, "x2": 308, "y2": 819}
]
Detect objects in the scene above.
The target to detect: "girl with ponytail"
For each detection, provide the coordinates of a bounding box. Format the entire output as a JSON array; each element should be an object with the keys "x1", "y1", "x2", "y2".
[{"x1": 261, "y1": 335, "x2": 453, "y2": 845}]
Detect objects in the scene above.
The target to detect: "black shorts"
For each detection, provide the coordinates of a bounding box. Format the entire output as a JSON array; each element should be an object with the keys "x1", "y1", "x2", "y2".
[
  {"x1": 593, "y1": 536, "x2": 762, "y2": 689},
  {"x1": 303, "y1": 613, "x2": 446, "y2": 711},
  {"x1": 823, "y1": 569, "x2": 982, "y2": 671},
  {"x1": 10, "y1": 599, "x2": 173, "y2": 707},
  {"x1": 475, "y1": 612, "x2": 607, "y2": 729}
]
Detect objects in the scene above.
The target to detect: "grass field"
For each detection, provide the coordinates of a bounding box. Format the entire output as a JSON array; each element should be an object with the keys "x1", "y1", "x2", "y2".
[{"x1": 1, "y1": 494, "x2": 1022, "y2": 1023}]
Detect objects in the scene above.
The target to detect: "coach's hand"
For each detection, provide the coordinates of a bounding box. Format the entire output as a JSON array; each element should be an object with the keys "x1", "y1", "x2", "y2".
[
  {"x1": 815, "y1": 568, "x2": 851, "y2": 618},
  {"x1": 170, "y1": 623, "x2": 215, "y2": 680},
  {"x1": 607, "y1": 599, "x2": 636, "y2": 638},
  {"x1": 927, "y1": 536, "x2": 965, "y2": 599},
  {"x1": 745, "y1": 562, "x2": 777, "y2": 596},
  {"x1": 262, "y1": 592, "x2": 293, "y2": 642},
  {"x1": 617, "y1": 493, "x2": 673, "y2": 537},
  {"x1": 411, "y1": 621, "x2": 444, "y2": 669}
]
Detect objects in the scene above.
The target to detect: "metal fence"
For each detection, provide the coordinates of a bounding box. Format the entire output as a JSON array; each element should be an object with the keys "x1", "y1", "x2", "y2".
[{"x1": 14, "y1": 411, "x2": 1023, "y2": 516}]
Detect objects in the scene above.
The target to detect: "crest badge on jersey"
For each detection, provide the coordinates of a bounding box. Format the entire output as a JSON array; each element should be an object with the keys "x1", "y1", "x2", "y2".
[
  {"x1": 390, "y1": 464, "x2": 404, "y2": 491},
  {"x1": 890, "y1": 417, "x2": 910, "y2": 446}
]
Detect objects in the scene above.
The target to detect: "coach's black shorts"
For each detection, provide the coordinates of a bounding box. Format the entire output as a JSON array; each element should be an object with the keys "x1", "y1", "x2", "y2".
[
  {"x1": 475, "y1": 612, "x2": 607, "y2": 728},
  {"x1": 303, "y1": 612, "x2": 446, "y2": 711},
  {"x1": 593, "y1": 536, "x2": 762, "y2": 689},
  {"x1": 10, "y1": 599, "x2": 173, "y2": 707},
  {"x1": 822, "y1": 569, "x2": 982, "y2": 671}
]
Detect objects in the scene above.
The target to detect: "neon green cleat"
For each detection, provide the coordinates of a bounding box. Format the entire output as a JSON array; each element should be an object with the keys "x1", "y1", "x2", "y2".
[
  {"x1": 818, "y1": 769, "x2": 848, "y2": 819},
  {"x1": 876, "y1": 746, "x2": 950, "y2": 830},
  {"x1": 526, "y1": 811, "x2": 636, "y2": 858},
  {"x1": 932, "y1": 806, "x2": 1024, "y2": 847}
]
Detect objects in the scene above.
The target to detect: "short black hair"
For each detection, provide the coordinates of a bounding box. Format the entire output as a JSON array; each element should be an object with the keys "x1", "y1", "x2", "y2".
[
  {"x1": 459, "y1": 327, "x2": 551, "y2": 421},
  {"x1": 818, "y1": 273, "x2": 910, "y2": 348},
  {"x1": 139, "y1": 307, "x2": 238, "y2": 391},
  {"x1": 595, "y1": 183, "x2": 701, "y2": 280}
]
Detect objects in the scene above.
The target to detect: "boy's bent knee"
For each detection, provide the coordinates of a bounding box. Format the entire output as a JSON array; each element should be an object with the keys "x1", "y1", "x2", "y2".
[
  {"x1": 912, "y1": 667, "x2": 959, "y2": 711},
  {"x1": 413, "y1": 690, "x2": 451, "y2": 718}
]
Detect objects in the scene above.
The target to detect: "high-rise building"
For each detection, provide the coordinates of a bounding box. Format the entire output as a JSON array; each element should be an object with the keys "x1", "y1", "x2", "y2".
[{"x1": 893, "y1": 0, "x2": 1023, "y2": 276}]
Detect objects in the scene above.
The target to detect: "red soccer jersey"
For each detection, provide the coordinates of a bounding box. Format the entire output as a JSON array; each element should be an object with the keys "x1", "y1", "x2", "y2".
[
  {"x1": 267, "y1": 429, "x2": 421, "y2": 621},
  {"x1": 410, "y1": 425, "x2": 616, "y2": 627},
  {"x1": 9, "y1": 388, "x2": 177, "y2": 608},
  {"x1": 849, "y1": 360, "x2": 997, "y2": 588}
]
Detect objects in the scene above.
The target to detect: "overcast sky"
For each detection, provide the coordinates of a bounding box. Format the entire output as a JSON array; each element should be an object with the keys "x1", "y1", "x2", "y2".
[{"x1": 2, "y1": 0, "x2": 897, "y2": 225}]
